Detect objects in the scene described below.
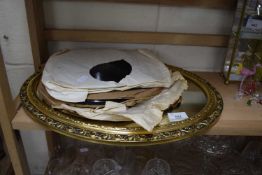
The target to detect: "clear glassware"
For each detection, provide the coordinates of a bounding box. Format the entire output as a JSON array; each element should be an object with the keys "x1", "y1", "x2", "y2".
[
  {"x1": 216, "y1": 155, "x2": 253, "y2": 175},
  {"x1": 241, "y1": 140, "x2": 262, "y2": 175},
  {"x1": 90, "y1": 159, "x2": 121, "y2": 175},
  {"x1": 194, "y1": 136, "x2": 246, "y2": 156},
  {"x1": 142, "y1": 158, "x2": 171, "y2": 175},
  {"x1": 45, "y1": 145, "x2": 92, "y2": 175}
]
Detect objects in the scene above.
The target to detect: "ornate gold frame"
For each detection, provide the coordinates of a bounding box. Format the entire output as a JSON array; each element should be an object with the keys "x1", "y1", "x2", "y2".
[{"x1": 20, "y1": 67, "x2": 223, "y2": 146}]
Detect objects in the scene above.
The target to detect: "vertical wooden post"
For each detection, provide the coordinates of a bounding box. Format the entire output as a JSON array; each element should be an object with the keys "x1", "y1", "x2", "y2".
[
  {"x1": 25, "y1": 0, "x2": 57, "y2": 164},
  {"x1": 25, "y1": 0, "x2": 48, "y2": 71},
  {"x1": 0, "y1": 50, "x2": 30, "y2": 175}
]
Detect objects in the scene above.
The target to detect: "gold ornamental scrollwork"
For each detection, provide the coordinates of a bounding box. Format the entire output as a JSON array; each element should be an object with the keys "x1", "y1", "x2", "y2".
[{"x1": 20, "y1": 67, "x2": 223, "y2": 146}]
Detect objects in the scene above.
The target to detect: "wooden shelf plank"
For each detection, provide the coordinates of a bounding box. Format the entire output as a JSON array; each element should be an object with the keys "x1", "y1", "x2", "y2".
[
  {"x1": 45, "y1": 29, "x2": 229, "y2": 47},
  {"x1": 199, "y1": 72, "x2": 262, "y2": 136},
  {"x1": 12, "y1": 73, "x2": 262, "y2": 135},
  {"x1": 12, "y1": 109, "x2": 47, "y2": 130},
  {"x1": 60, "y1": 0, "x2": 237, "y2": 9}
]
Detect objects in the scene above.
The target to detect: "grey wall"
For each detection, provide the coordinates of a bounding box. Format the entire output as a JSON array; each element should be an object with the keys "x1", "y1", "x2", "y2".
[{"x1": 44, "y1": 1, "x2": 234, "y2": 73}]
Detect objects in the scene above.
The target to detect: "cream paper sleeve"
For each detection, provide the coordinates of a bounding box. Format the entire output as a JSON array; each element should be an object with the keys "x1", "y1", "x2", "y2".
[
  {"x1": 42, "y1": 49, "x2": 173, "y2": 102},
  {"x1": 53, "y1": 72, "x2": 188, "y2": 131}
]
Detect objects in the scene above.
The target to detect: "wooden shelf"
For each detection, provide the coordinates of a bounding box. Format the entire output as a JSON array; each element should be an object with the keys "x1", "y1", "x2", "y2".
[
  {"x1": 12, "y1": 109, "x2": 46, "y2": 131},
  {"x1": 12, "y1": 72, "x2": 262, "y2": 136},
  {"x1": 45, "y1": 29, "x2": 229, "y2": 47},
  {"x1": 76, "y1": 0, "x2": 237, "y2": 9}
]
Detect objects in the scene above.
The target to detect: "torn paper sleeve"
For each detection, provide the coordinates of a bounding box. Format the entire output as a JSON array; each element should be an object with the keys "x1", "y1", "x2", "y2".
[{"x1": 53, "y1": 72, "x2": 188, "y2": 131}]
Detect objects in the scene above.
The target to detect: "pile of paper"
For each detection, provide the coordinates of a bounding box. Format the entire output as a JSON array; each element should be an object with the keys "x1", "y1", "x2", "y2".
[{"x1": 40, "y1": 49, "x2": 188, "y2": 131}]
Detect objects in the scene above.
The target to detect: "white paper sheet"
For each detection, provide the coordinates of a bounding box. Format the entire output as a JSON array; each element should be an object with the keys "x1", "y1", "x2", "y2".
[{"x1": 42, "y1": 49, "x2": 173, "y2": 102}]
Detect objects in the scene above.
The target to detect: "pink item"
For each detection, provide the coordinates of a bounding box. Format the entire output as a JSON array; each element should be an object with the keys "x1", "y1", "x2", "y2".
[{"x1": 239, "y1": 64, "x2": 261, "y2": 93}]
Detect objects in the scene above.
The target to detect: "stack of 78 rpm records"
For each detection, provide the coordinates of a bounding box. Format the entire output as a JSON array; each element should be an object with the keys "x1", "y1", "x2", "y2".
[{"x1": 37, "y1": 49, "x2": 188, "y2": 131}]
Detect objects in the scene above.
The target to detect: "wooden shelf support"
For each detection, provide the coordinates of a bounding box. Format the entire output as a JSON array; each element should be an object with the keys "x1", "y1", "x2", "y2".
[{"x1": 0, "y1": 49, "x2": 30, "y2": 175}]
